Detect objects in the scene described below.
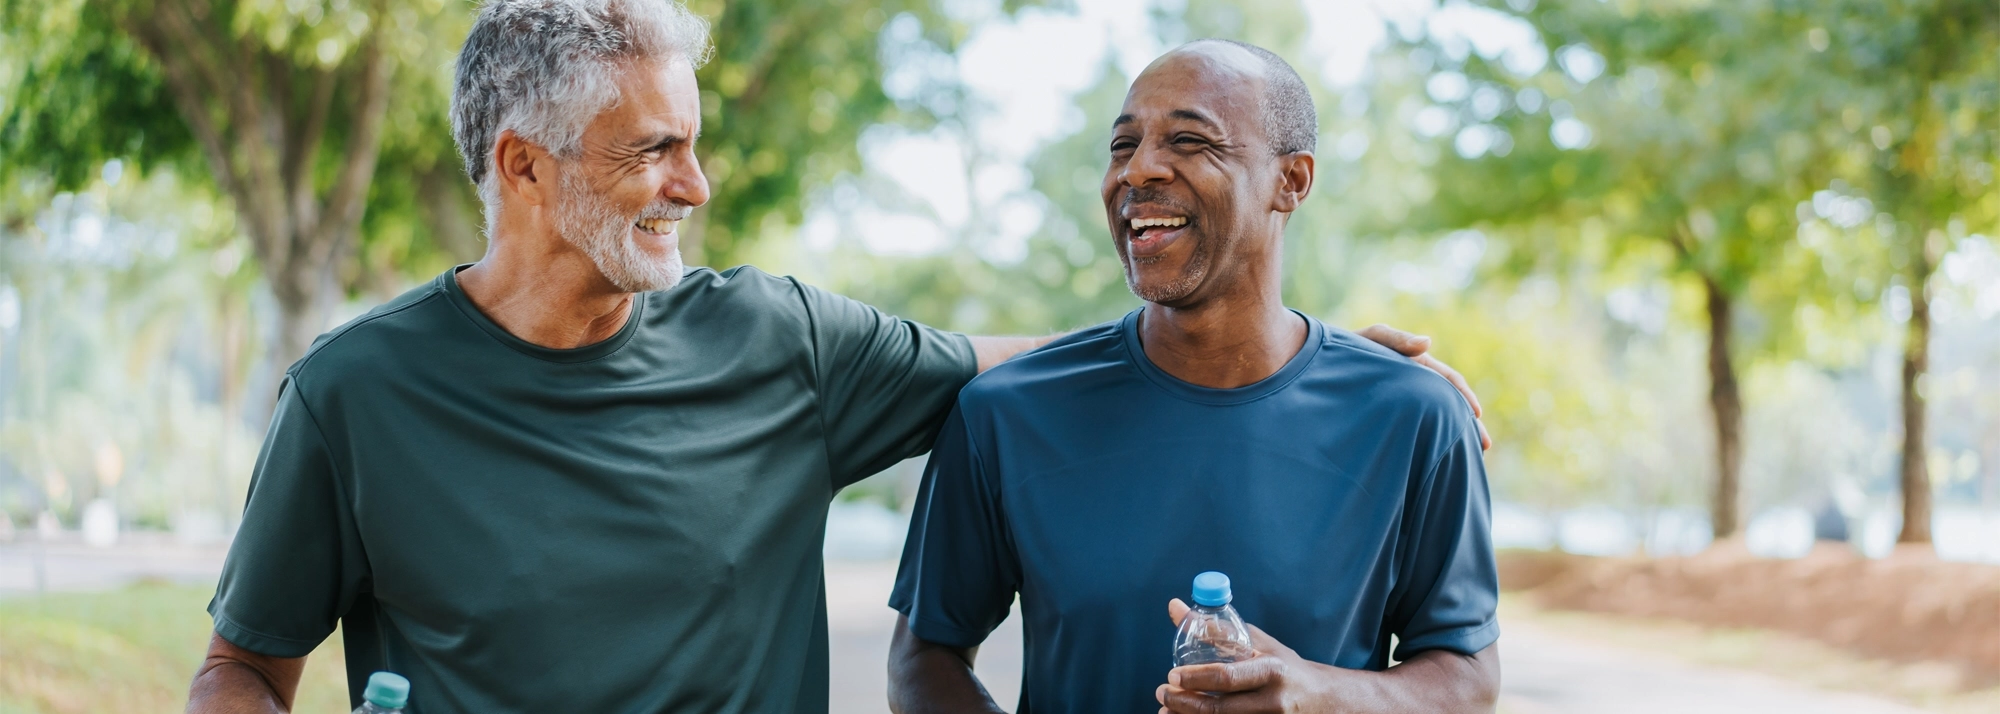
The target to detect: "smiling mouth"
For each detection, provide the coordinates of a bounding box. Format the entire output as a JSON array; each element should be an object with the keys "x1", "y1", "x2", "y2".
[
  {"x1": 634, "y1": 218, "x2": 679, "y2": 236},
  {"x1": 1126, "y1": 215, "x2": 1190, "y2": 256}
]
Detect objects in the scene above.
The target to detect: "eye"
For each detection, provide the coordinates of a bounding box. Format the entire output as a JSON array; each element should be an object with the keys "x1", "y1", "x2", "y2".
[
  {"x1": 1110, "y1": 138, "x2": 1137, "y2": 152},
  {"x1": 639, "y1": 137, "x2": 682, "y2": 159},
  {"x1": 1173, "y1": 134, "x2": 1208, "y2": 146}
]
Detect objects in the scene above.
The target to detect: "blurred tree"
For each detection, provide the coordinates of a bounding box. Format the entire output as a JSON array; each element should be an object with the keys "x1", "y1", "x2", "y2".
[
  {"x1": 0, "y1": 171, "x2": 260, "y2": 527},
  {"x1": 1803, "y1": 0, "x2": 1998, "y2": 544},
  {"x1": 0, "y1": 0, "x2": 469, "y2": 393},
  {"x1": 1411, "y1": 0, "x2": 1854, "y2": 537},
  {"x1": 681, "y1": 0, "x2": 965, "y2": 267},
  {"x1": 808, "y1": 60, "x2": 1143, "y2": 336}
]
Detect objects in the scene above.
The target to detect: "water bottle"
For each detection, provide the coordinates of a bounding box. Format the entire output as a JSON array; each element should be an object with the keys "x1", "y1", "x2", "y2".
[
  {"x1": 1172, "y1": 571, "x2": 1254, "y2": 666},
  {"x1": 352, "y1": 671, "x2": 410, "y2": 714}
]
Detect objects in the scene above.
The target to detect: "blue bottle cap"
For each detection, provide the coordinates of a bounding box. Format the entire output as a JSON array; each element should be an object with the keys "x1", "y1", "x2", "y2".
[
  {"x1": 1191, "y1": 571, "x2": 1232, "y2": 607},
  {"x1": 364, "y1": 671, "x2": 410, "y2": 709}
]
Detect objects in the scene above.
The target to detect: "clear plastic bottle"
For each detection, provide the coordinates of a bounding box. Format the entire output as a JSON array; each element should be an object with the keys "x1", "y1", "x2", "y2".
[
  {"x1": 352, "y1": 671, "x2": 410, "y2": 714},
  {"x1": 1172, "y1": 571, "x2": 1254, "y2": 666}
]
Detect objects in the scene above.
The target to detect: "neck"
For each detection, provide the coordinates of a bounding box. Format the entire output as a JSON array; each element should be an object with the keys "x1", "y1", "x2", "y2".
[
  {"x1": 456, "y1": 227, "x2": 634, "y2": 350},
  {"x1": 1137, "y1": 274, "x2": 1304, "y2": 390}
]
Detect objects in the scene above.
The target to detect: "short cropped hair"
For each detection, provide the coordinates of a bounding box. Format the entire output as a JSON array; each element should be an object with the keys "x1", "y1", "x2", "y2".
[
  {"x1": 1193, "y1": 39, "x2": 1317, "y2": 155},
  {"x1": 451, "y1": 0, "x2": 713, "y2": 210}
]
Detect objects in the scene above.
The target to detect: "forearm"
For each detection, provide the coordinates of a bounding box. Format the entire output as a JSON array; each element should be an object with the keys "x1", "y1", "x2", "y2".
[
  {"x1": 887, "y1": 615, "x2": 1008, "y2": 714},
  {"x1": 1317, "y1": 646, "x2": 1500, "y2": 714},
  {"x1": 967, "y1": 334, "x2": 1061, "y2": 373}
]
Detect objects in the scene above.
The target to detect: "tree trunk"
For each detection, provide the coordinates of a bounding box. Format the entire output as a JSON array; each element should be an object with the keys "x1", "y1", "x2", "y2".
[
  {"x1": 418, "y1": 165, "x2": 487, "y2": 264},
  {"x1": 1704, "y1": 275, "x2": 1744, "y2": 539},
  {"x1": 271, "y1": 268, "x2": 344, "y2": 380},
  {"x1": 1897, "y1": 241, "x2": 1936, "y2": 544},
  {"x1": 128, "y1": 1, "x2": 395, "y2": 419}
]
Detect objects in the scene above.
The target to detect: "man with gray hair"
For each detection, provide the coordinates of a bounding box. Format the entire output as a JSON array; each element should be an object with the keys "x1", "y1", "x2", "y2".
[{"x1": 185, "y1": 3, "x2": 1479, "y2": 712}]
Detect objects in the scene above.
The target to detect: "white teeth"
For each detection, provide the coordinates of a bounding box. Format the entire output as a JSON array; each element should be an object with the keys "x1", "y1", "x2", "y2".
[
  {"x1": 635, "y1": 218, "x2": 678, "y2": 234},
  {"x1": 1129, "y1": 216, "x2": 1187, "y2": 231}
]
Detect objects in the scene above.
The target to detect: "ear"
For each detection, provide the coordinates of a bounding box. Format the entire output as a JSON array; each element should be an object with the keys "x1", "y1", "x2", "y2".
[
  {"x1": 493, "y1": 129, "x2": 556, "y2": 208},
  {"x1": 1271, "y1": 151, "x2": 1315, "y2": 214}
]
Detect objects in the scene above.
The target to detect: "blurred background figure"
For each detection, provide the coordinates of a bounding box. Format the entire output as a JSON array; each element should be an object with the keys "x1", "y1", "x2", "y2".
[{"x1": 0, "y1": 0, "x2": 1994, "y2": 712}]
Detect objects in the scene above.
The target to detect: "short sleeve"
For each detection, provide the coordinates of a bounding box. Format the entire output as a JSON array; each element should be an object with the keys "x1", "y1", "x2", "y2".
[
  {"x1": 797, "y1": 281, "x2": 978, "y2": 488},
  {"x1": 887, "y1": 406, "x2": 1019, "y2": 648},
  {"x1": 207, "y1": 379, "x2": 370, "y2": 658},
  {"x1": 1387, "y1": 420, "x2": 1500, "y2": 660}
]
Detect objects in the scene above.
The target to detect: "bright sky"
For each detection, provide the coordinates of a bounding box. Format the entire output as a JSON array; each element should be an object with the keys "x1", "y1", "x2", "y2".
[{"x1": 804, "y1": 0, "x2": 1548, "y2": 260}]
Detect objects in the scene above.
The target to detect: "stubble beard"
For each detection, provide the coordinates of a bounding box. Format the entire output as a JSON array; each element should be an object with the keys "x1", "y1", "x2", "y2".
[
  {"x1": 555, "y1": 169, "x2": 687, "y2": 293},
  {"x1": 1121, "y1": 236, "x2": 1212, "y2": 305}
]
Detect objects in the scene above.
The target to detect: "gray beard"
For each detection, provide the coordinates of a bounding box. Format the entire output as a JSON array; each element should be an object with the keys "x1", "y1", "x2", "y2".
[
  {"x1": 555, "y1": 170, "x2": 685, "y2": 293},
  {"x1": 1122, "y1": 240, "x2": 1211, "y2": 305}
]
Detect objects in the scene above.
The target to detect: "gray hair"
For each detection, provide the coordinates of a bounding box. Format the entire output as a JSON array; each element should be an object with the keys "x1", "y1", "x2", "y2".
[
  {"x1": 1191, "y1": 39, "x2": 1317, "y2": 155},
  {"x1": 451, "y1": 0, "x2": 713, "y2": 208}
]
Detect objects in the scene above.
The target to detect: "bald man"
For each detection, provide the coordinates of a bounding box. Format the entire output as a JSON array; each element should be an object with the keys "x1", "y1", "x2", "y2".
[{"x1": 885, "y1": 40, "x2": 1500, "y2": 714}]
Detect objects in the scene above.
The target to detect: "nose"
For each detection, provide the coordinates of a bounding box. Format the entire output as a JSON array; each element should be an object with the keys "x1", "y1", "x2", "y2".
[
  {"x1": 663, "y1": 146, "x2": 711, "y2": 208},
  {"x1": 1119, "y1": 140, "x2": 1173, "y2": 188}
]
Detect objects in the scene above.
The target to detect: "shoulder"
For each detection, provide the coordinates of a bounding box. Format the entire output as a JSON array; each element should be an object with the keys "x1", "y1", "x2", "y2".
[
  {"x1": 1313, "y1": 321, "x2": 1478, "y2": 446},
  {"x1": 667, "y1": 265, "x2": 902, "y2": 328},
  {"x1": 638, "y1": 264, "x2": 824, "y2": 337},
  {"x1": 956, "y1": 317, "x2": 1128, "y2": 413},
  {"x1": 678, "y1": 264, "x2": 798, "y2": 295},
  {"x1": 665, "y1": 265, "x2": 809, "y2": 311},
  {"x1": 286, "y1": 276, "x2": 455, "y2": 394}
]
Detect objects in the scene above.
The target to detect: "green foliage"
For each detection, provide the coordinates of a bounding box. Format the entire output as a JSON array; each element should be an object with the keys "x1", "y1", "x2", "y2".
[
  {"x1": 809, "y1": 56, "x2": 1145, "y2": 335},
  {"x1": 1421, "y1": 1, "x2": 1842, "y2": 330},
  {"x1": 679, "y1": 0, "x2": 970, "y2": 266},
  {"x1": 0, "y1": 0, "x2": 470, "y2": 280},
  {"x1": 0, "y1": 0, "x2": 198, "y2": 190}
]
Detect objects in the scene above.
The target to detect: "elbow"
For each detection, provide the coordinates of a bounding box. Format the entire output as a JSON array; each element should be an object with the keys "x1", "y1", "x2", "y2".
[
  {"x1": 886, "y1": 638, "x2": 915, "y2": 713},
  {"x1": 1460, "y1": 642, "x2": 1503, "y2": 713},
  {"x1": 885, "y1": 613, "x2": 932, "y2": 714}
]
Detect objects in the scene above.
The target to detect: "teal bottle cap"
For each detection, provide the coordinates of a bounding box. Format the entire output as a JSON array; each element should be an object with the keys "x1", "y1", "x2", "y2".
[
  {"x1": 364, "y1": 671, "x2": 410, "y2": 709},
  {"x1": 1191, "y1": 571, "x2": 1231, "y2": 607}
]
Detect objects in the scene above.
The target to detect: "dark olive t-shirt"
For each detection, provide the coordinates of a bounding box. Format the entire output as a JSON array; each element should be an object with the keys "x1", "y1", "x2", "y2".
[{"x1": 209, "y1": 266, "x2": 976, "y2": 713}]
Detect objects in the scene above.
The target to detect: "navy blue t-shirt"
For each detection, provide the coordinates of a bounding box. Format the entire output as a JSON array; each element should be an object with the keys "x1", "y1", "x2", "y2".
[{"x1": 889, "y1": 310, "x2": 1499, "y2": 714}]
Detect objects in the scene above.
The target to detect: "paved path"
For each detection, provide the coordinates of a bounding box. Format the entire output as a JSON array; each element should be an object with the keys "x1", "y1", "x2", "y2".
[
  {"x1": 1495, "y1": 614, "x2": 1926, "y2": 714},
  {"x1": 0, "y1": 541, "x2": 1933, "y2": 713}
]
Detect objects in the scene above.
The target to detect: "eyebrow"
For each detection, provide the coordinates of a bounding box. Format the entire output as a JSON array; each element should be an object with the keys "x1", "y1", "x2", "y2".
[
  {"x1": 627, "y1": 130, "x2": 689, "y2": 151},
  {"x1": 1110, "y1": 109, "x2": 1222, "y2": 130},
  {"x1": 1169, "y1": 109, "x2": 1220, "y2": 129}
]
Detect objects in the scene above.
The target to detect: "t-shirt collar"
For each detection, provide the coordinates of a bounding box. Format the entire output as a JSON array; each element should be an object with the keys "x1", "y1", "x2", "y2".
[
  {"x1": 1119, "y1": 307, "x2": 1324, "y2": 405},
  {"x1": 439, "y1": 265, "x2": 647, "y2": 364}
]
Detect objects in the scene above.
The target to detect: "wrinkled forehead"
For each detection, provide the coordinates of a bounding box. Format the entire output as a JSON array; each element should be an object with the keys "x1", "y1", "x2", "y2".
[{"x1": 1118, "y1": 43, "x2": 1266, "y2": 129}]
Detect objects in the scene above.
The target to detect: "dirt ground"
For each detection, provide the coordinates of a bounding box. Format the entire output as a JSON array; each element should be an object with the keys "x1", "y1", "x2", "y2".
[{"x1": 1498, "y1": 545, "x2": 2000, "y2": 691}]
